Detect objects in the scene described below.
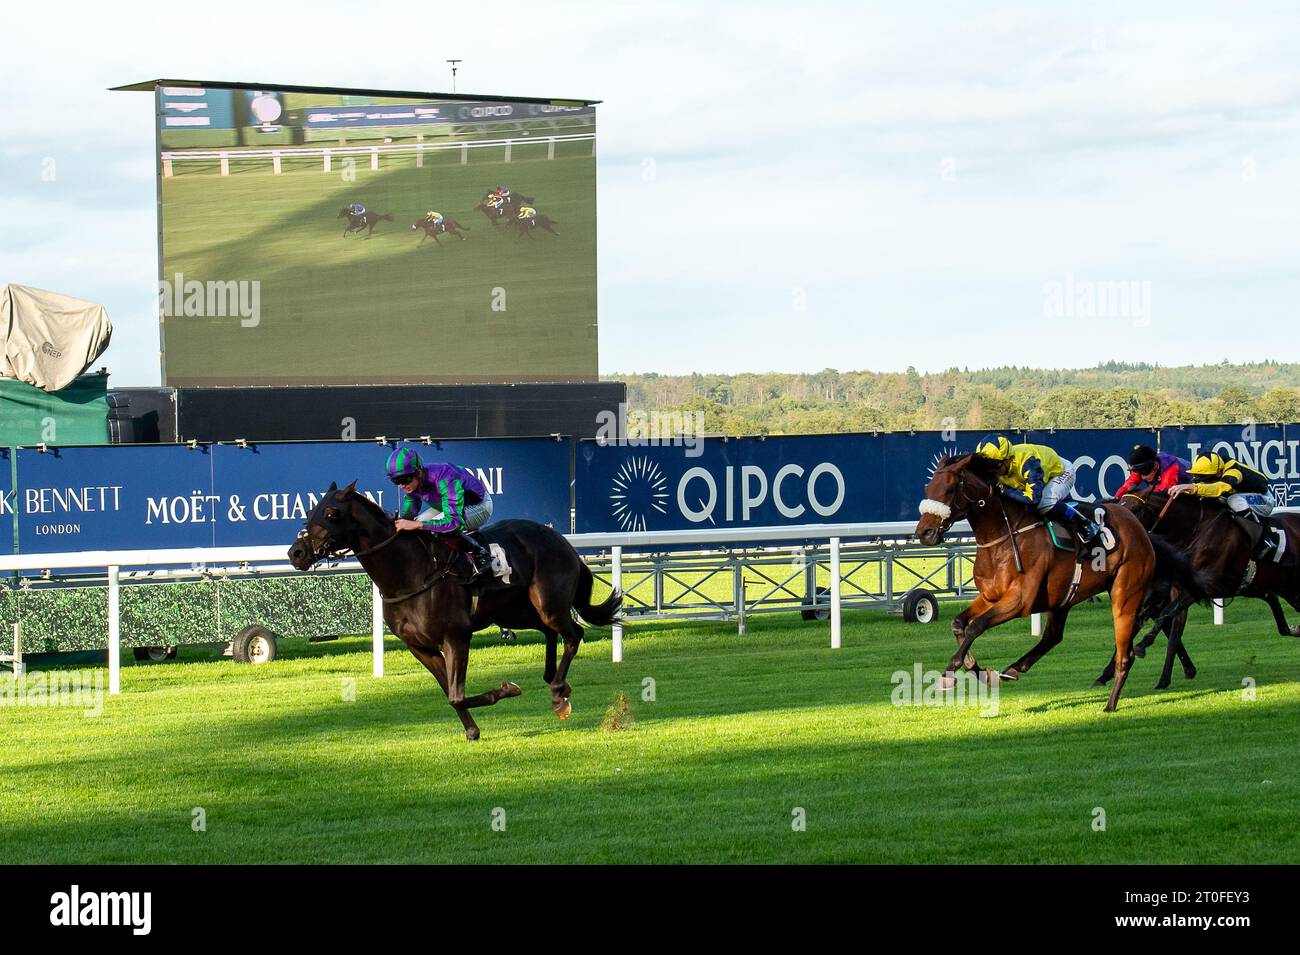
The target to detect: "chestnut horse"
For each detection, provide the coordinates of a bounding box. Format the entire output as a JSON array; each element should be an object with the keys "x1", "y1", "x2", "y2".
[
  {"x1": 287, "y1": 482, "x2": 622, "y2": 740},
  {"x1": 915, "y1": 452, "x2": 1163, "y2": 711}
]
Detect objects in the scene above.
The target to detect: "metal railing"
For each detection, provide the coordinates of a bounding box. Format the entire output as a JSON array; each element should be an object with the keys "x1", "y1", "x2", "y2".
[{"x1": 0, "y1": 522, "x2": 974, "y2": 695}]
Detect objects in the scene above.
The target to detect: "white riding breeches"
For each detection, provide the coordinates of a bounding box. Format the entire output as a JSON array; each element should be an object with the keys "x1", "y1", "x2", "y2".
[{"x1": 1037, "y1": 467, "x2": 1075, "y2": 513}]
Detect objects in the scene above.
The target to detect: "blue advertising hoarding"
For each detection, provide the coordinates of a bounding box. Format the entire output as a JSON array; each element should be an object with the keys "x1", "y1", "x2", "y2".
[
  {"x1": 575, "y1": 434, "x2": 881, "y2": 533},
  {"x1": 8, "y1": 438, "x2": 569, "y2": 556}
]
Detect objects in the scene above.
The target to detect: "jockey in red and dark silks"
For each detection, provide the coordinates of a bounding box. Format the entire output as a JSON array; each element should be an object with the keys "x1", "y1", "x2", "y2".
[
  {"x1": 386, "y1": 446, "x2": 494, "y2": 582},
  {"x1": 1113, "y1": 444, "x2": 1190, "y2": 498}
]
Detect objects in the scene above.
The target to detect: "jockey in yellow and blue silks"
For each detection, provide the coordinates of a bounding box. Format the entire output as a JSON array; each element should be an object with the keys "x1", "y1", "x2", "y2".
[
  {"x1": 1169, "y1": 452, "x2": 1280, "y2": 561},
  {"x1": 975, "y1": 435, "x2": 1100, "y2": 544},
  {"x1": 386, "y1": 446, "x2": 494, "y2": 582}
]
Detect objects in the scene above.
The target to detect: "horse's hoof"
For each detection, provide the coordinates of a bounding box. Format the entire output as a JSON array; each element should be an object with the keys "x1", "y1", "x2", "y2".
[
  {"x1": 997, "y1": 668, "x2": 1019, "y2": 683},
  {"x1": 553, "y1": 698, "x2": 572, "y2": 720},
  {"x1": 499, "y1": 681, "x2": 522, "y2": 699},
  {"x1": 1102, "y1": 704, "x2": 1117, "y2": 713},
  {"x1": 938, "y1": 671, "x2": 957, "y2": 690},
  {"x1": 1154, "y1": 680, "x2": 1170, "y2": 691},
  {"x1": 1092, "y1": 679, "x2": 1109, "y2": 688},
  {"x1": 1184, "y1": 668, "x2": 1197, "y2": 681},
  {"x1": 465, "y1": 727, "x2": 481, "y2": 741},
  {"x1": 1134, "y1": 645, "x2": 1146, "y2": 659}
]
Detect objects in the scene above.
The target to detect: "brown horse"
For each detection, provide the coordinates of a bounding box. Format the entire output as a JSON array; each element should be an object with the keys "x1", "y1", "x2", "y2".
[
  {"x1": 337, "y1": 208, "x2": 393, "y2": 237},
  {"x1": 411, "y1": 217, "x2": 470, "y2": 244},
  {"x1": 1095, "y1": 487, "x2": 1300, "y2": 688},
  {"x1": 914, "y1": 452, "x2": 1161, "y2": 711},
  {"x1": 510, "y1": 212, "x2": 559, "y2": 239},
  {"x1": 287, "y1": 482, "x2": 622, "y2": 740},
  {"x1": 474, "y1": 191, "x2": 535, "y2": 227}
]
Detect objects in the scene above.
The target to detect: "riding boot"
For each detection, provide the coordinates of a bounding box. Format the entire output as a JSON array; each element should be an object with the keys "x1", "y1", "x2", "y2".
[
  {"x1": 1055, "y1": 502, "x2": 1100, "y2": 546},
  {"x1": 1234, "y1": 512, "x2": 1275, "y2": 561},
  {"x1": 457, "y1": 529, "x2": 494, "y2": 583}
]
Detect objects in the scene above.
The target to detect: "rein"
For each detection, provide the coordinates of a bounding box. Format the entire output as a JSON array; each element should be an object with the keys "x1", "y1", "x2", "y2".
[{"x1": 975, "y1": 521, "x2": 1046, "y2": 549}]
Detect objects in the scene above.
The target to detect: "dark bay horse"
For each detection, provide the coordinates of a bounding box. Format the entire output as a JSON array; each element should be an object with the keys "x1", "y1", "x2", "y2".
[
  {"x1": 915, "y1": 452, "x2": 1165, "y2": 711},
  {"x1": 337, "y1": 208, "x2": 393, "y2": 237},
  {"x1": 475, "y1": 192, "x2": 535, "y2": 227},
  {"x1": 411, "y1": 217, "x2": 470, "y2": 244},
  {"x1": 511, "y1": 212, "x2": 560, "y2": 238},
  {"x1": 1094, "y1": 487, "x2": 1300, "y2": 688},
  {"x1": 287, "y1": 482, "x2": 622, "y2": 740}
]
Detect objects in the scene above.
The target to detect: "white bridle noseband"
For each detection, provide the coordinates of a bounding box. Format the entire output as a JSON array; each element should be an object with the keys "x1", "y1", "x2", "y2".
[{"x1": 918, "y1": 499, "x2": 952, "y2": 520}]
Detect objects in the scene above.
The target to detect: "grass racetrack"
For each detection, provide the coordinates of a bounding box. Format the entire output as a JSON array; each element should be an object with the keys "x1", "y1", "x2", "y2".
[{"x1": 2, "y1": 598, "x2": 1297, "y2": 864}]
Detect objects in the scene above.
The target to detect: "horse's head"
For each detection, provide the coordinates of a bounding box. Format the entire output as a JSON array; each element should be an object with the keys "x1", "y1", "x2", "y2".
[
  {"x1": 288, "y1": 481, "x2": 366, "y2": 570},
  {"x1": 337, "y1": 208, "x2": 348, "y2": 219},
  {"x1": 915, "y1": 453, "x2": 999, "y2": 545}
]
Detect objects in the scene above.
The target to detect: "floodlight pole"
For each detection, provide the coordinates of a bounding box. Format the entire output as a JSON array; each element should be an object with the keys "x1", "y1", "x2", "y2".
[{"x1": 447, "y1": 59, "x2": 462, "y2": 93}]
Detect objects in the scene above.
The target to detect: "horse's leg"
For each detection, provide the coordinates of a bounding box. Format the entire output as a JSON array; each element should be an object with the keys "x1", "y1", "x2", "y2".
[
  {"x1": 945, "y1": 591, "x2": 1029, "y2": 681},
  {"x1": 950, "y1": 594, "x2": 993, "y2": 672},
  {"x1": 547, "y1": 617, "x2": 584, "y2": 720},
  {"x1": 1104, "y1": 566, "x2": 1147, "y2": 713},
  {"x1": 1171, "y1": 606, "x2": 1196, "y2": 681},
  {"x1": 542, "y1": 627, "x2": 558, "y2": 685},
  {"x1": 405, "y1": 643, "x2": 481, "y2": 739},
  {"x1": 440, "y1": 634, "x2": 523, "y2": 741},
  {"x1": 1001, "y1": 606, "x2": 1071, "y2": 681},
  {"x1": 1261, "y1": 593, "x2": 1300, "y2": 636}
]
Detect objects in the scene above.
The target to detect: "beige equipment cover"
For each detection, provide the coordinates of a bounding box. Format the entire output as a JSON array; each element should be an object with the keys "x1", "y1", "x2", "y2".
[{"x1": 0, "y1": 284, "x2": 113, "y2": 392}]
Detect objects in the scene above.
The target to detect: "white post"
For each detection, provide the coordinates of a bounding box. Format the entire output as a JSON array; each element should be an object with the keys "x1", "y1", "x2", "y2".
[
  {"x1": 370, "y1": 147, "x2": 379, "y2": 171},
  {"x1": 415, "y1": 145, "x2": 423, "y2": 168},
  {"x1": 107, "y1": 565, "x2": 120, "y2": 695},
  {"x1": 219, "y1": 154, "x2": 229, "y2": 176},
  {"x1": 547, "y1": 138, "x2": 556, "y2": 160},
  {"x1": 323, "y1": 150, "x2": 331, "y2": 173},
  {"x1": 1031, "y1": 613, "x2": 1042, "y2": 636},
  {"x1": 611, "y1": 548, "x2": 623, "y2": 663},
  {"x1": 1213, "y1": 599, "x2": 1224, "y2": 625},
  {"x1": 162, "y1": 158, "x2": 173, "y2": 178},
  {"x1": 371, "y1": 582, "x2": 384, "y2": 678},
  {"x1": 272, "y1": 151, "x2": 282, "y2": 175},
  {"x1": 830, "y1": 537, "x2": 842, "y2": 649},
  {"x1": 504, "y1": 142, "x2": 512, "y2": 163},
  {"x1": 461, "y1": 144, "x2": 468, "y2": 165}
]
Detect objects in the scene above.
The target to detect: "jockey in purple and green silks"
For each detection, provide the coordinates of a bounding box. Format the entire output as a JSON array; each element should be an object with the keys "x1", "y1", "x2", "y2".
[{"x1": 386, "y1": 446, "x2": 495, "y2": 581}]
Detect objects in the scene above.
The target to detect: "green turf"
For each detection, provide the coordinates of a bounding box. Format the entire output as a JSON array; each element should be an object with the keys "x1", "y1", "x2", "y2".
[
  {"x1": 159, "y1": 139, "x2": 596, "y2": 384},
  {"x1": 2, "y1": 598, "x2": 1296, "y2": 864}
]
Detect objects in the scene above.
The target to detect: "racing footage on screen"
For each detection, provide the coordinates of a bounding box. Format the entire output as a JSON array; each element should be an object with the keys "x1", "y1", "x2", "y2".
[{"x1": 155, "y1": 85, "x2": 597, "y2": 386}]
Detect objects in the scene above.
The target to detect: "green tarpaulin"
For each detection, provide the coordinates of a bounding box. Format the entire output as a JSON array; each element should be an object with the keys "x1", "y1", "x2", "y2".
[{"x1": 0, "y1": 372, "x2": 109, "y2": 446}]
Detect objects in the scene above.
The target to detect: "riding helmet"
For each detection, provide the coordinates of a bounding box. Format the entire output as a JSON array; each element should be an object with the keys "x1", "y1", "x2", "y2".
[
  {"x1": 1128, "y1": 444, "x2": 1158, "y2": 469},
  {"x1": 386, "y1": 446, "x2": 423, "y2": 481}
]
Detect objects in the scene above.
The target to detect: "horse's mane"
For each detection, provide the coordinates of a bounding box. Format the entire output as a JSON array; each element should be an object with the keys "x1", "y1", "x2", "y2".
[{"x1": 935, "y1": 451, "x2": 1003, "y2": 484}]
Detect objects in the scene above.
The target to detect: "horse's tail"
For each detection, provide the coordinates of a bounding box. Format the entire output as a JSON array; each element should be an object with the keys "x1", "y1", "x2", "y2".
[
  {"x1": 1148, "y1": 533, "x2": 1214, "y2": 604},
  {"x1": 1141, "y1": 534, "x2": 1215, "y2": 634},
  {"x1": 573, "y1": 561, "x2": 622, "y2": 627},
  {"x1": 380, "y1": 213, "x2": 394, "y2": 222}
]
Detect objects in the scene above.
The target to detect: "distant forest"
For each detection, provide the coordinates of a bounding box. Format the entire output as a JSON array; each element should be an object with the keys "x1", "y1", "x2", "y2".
[{"x1": 605, "y1": 362, "x2": 1300, "y2": 435}]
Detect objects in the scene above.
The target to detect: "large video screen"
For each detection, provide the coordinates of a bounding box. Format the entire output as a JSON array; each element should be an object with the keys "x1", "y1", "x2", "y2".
[{"x1": 154, "y1": 85, "x2": 597, "y2": 386}]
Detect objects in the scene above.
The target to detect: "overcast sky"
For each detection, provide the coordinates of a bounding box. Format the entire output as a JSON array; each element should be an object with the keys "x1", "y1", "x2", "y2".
[{"x1": 2, "y1": 0, "x2": 1299, "y2": 385}]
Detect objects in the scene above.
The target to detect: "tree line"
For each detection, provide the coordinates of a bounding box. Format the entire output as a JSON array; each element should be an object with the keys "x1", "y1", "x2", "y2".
[{"x1": 608, "y1": 361, "x2": 1300, "y2": 435}]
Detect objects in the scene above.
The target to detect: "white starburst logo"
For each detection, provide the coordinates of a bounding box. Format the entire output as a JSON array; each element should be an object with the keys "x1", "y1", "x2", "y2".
[
  {"x1": 928, "y1": 447, "x2": 961, "y2": 478},
  {"x1": 610, "y1": 456, "x2": 669, "y2": 532}
]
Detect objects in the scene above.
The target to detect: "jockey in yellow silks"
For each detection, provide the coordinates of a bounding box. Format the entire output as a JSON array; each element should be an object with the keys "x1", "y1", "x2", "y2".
[
  {"x1": 517, "y1": 206, "x2": 537, "y2": 225},
  {"x1": 1170, "y1": 452, "x2": 1281, "y2": 561},
  {"x1": 424, "y1": 210, "x2": 445, "y2": 229},
  {"x1": 975, "y1": 435, "x2": 1100, "y2": 544}
]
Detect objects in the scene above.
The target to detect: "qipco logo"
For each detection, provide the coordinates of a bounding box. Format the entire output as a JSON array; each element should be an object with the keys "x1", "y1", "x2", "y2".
[{"x1": 677, "y1": 463, "x2": 846, "y2": 523}]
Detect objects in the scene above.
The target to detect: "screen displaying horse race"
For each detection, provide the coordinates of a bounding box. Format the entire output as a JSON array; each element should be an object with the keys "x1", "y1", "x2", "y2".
[{"x1": 154, "y1": 84, "x2": 597, "y2": 386}]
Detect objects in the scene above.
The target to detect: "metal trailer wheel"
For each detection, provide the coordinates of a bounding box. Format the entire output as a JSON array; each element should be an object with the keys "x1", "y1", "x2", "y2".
[
  {"x1": 132, "y1": 646, "x2": 178, "y2": 662},
  {"x1": 901, "y1": 589, "x2": 939, "y2": 624},
  {"x1": 232, "y1": 625, "x2": 279, "y2": 664},
  {"x1": 801, "y1": 586, "x2": 832, "y2": 622}
]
